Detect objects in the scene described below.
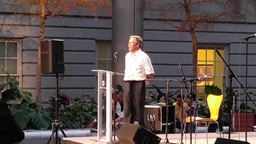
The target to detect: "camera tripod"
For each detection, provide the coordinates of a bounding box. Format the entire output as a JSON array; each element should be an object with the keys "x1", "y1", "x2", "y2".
[{"x1": 47, "y1": 73, "x2": 67, "y2": 144}]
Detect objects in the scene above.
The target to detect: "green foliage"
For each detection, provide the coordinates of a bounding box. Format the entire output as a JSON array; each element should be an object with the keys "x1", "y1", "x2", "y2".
[
  {"x1": 2, "y1": 70, "x2": 35, "y2": 104},
  {"x1": 240, "y1": 91, "x2": 256, "y2": 113},
  {"x1": 59, "y1": 93, "x2": 97, "y2": 129},
  {"x1": 30, "y1": 109, "x2": 52, "y2": 130},
  {"x1": 10, "y1": 104, "x2": 31, "y2": 129},
  {"x1": 145, "y1": 84, "x2": 179, "y2": 105},
  {"x1": 223, "y1": 87, "x2": 256, "y2": 113},
  {"x1": 221, "y1": 87, "x2": 256, "y2": 125},
  {"x1": 220, "y1": 87, "x2": 238, "y2": 124},
  {"x1": 197, "y1": 100, "x2": 209, "y2": 118},
  {"x1": 1, "y1": 70, "x2": 99, "y2": 130},
  {"x1": 204, "y1": 84, "x2": 222, "y2": 95},
  {"x1": 239, "y1": 102, "x2": 255, "y2": 113},
  {"x1": 1, "y1": 70, "x2": 52, "y2": 130}
]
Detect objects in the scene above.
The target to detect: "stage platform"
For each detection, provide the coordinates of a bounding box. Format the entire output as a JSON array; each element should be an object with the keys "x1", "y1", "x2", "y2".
[{"x1": 61, "y1": 131, "x2": 255, "y2": 144}]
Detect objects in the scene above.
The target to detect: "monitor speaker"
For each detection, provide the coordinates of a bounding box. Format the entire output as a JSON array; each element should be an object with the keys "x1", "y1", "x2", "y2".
[
  {"x1": 214, "y1": 138, "x2": 250, "y2": 144},
  {"x1": 41, "y1": 40, "x2": 64, "y2": 74},
  {"x1": 117, "y1": 123, "x2": 161, "y2": 144}
]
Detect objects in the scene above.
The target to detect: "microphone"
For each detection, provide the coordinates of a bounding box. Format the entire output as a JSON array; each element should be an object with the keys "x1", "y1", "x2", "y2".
[
  {"x1": 187, "y1": 78, "x2": 199, "y2": 82},
  {"x1": 242, "y1": 33, "x2": 256, "y2": 40},
  {"x1": 179, "y1": 63, "x2": 186, "y2": 82},
  {"x1": 113, "y1": 48, "x2": 126, "y2": 60},
  {"x1": 114, "y1": 48, "x2": 126, "y2": 55},
  {"x1": 186, "y1": 75, "x2": 207, "y2": 83},
  {"x1": 198, "y1": 75, "x2": 207, "y2": 84}
]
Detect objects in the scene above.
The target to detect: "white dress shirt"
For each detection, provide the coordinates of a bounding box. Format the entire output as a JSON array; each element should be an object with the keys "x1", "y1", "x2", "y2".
[{"x1": 124, "y1": 49, "x2": 154, "y2": 81}]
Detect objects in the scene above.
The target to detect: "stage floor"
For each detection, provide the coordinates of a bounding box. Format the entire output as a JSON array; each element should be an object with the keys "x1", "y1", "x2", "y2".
[{"x1": 61, "y1": 131, "x2": 255, "y2": 144}]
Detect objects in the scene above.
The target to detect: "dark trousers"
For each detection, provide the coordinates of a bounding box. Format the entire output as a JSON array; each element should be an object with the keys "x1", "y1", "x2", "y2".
[{"x1": 123, "y1": 81, "x2": 146, "y2": 127}]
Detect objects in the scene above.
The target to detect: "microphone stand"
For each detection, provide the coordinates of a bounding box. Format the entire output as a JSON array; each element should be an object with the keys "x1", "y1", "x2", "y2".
[
  {"x1": 179, "y1": 63, "x2": 189, "y2": 94},
  {"x1": 112, "y1": 49, "x2": 121, "y2": 141},
  {"x1": 149, "y1": 78, "x2": 178, "y2": 144},
  {"x1": 178, "y1": 63, "x2": 189, "y2": 144},
  {"x1": 215, "y1": 50, "x2": 256, "y2": 140},
  {"x1": 163, "y1": 79, "x2": 179, "y2": 144},
  {"x1": 164, "y1": 79, "x2": 170, "y2": 144},
  {"x1": 185, "y1": 77, "x2": 202, "y2": 144},
  {"x1": 244, "y1": 38, "x2": 249, "y2": 141},
  {"x1": 112, "y1": 52, "x2": 117, "y2": 141},
  {"x1": 179, "y1": 77, "x2": 186, "y2": 144},
  {"x1": 112, "y1": 48, "x2": 125, "y2": 141},
  {"x1": 187, "y1": 79, "x2": 196, "y2": 144}
]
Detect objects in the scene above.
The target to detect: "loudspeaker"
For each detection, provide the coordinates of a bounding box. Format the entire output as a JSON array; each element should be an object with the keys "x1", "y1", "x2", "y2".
[
  {"x1": 214, "y1": 138, "x2": 250, "y2": 144},
  {"x1": 117, "y1": 123, "x2": 161, "y2": 144},
  {"x1": 41, "y1": 40, "x2": 64, "y2": 74}
]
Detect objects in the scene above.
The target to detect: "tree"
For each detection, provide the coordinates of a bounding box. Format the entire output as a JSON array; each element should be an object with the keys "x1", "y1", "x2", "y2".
[
  {"x1": 14, "y1": 0, "x2": 111, "y2": 113},
  {"x1": 143, "y1": 0, "x2": 250, "y2": 91}
]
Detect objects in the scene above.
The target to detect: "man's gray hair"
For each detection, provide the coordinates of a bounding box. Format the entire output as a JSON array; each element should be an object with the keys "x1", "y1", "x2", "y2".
[
  {"x1": 130, "y1": 35, "x2": 143, "y2": 47},
  {"x1": 130, "y1": 35, "x2": 143, "y2": 43}
]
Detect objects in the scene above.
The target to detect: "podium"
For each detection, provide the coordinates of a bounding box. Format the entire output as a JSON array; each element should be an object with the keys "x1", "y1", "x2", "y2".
[{"x1": 91, "y1": 69, "x2": 124, "y2": 143}]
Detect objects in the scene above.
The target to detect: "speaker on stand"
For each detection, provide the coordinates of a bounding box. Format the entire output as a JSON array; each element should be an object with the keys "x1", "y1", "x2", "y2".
[
  {"x1": 41, "y1": 40, "x2": 66, "y2": 144},
  {"x1": 41, "y1": 40, "x2": 64, "y2": 74}
]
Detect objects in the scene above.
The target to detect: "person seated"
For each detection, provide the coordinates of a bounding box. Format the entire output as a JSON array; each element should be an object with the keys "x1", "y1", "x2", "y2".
[
  {"x1": 173, "y1": 94, "x2": 188, "y2": 132},
  {"x1": 112, "y1": 85, "x2": 124, "y2": 128},
  {"x1": 87, "y1": 99, "x2": 124, "y2": 130},
  {"x1": 185, "y1": 92, "x2": 198, "y2": 117},
  {"x1": 87, "y1": 85, "x2": 124, "y2": 129},
  {"x1": 112, "y1": 99, "x2": 124, "y2": 130},
  {"x1": 156, "y1": 93, "x2": 167, "y2": 105},
  {"x1": 115, "y1": 90, "x2": 124, "y2": 115}
]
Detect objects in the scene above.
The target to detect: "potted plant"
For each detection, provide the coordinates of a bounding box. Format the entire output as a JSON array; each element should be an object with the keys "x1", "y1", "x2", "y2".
[
  {"x1": 198, "y1": 84, "x2": 222, "y2": 118},
  {"x1": 199, "y1": 84, "x2": 222, "y2": 132}
]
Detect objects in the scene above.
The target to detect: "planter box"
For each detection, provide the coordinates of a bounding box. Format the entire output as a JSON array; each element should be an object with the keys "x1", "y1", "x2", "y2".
[{"x1": 233, "y1": 113, "x2": 254, "y2": 132}]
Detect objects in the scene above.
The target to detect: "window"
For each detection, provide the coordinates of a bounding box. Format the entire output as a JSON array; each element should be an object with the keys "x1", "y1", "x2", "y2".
[
  {"x1": 96, "y1": 42, "x2": 112, "y2": 87},
  {"x1": 97, "y1": 42, "x2": 112, "y2": 71},
  {"x1": 0, "y1": 40, "x2": 22, "y2": 87},
  {"x1": 197, "y1": 47, "x2": 224, "y2": 99}
]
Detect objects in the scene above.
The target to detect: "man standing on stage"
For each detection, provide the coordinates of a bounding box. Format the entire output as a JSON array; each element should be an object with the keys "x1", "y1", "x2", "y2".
[{"x1": 123, "y1": 35, "x2": 154, "y2": 127}]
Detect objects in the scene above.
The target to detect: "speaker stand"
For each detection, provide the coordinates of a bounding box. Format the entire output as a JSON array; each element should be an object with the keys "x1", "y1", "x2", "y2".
[{"x1": 47, "y1": 73, "x2": 67, "y2": 144}]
